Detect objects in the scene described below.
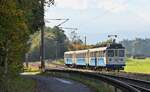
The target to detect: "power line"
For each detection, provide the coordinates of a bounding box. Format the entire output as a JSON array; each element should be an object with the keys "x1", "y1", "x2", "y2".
[{"x1": 47, "y1": 18, "x2": 69, "y2": 27}]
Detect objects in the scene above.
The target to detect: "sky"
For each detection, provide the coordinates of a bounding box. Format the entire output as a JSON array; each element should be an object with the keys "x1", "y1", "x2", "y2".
[{"x1": 45, "y1": 0, "x2": 150, "y2": 44}]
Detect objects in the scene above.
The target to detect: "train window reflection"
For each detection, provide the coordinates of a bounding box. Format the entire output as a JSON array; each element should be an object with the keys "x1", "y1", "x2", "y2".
[
  {"x1": 65, "y1": 54, "x2": 72, "y2": 58},
  {"x1": 107, "y1": 50, "x2": 114, "y2": 57},
  {"x1": 76, "y1": 53, "x2": 86, "y2": 58},
  {"x1": 90, "y1": 52, "x2": 96, "y2": 57},
  {"x1": 119, "y1": 50, "x2": 125, "y2": 57}
]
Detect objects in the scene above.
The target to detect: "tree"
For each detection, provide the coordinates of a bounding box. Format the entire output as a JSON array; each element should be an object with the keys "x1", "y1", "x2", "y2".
[
  {"x1": 0, "y1": 0, "x2": 55, "y2": 90},
  {"x1": 28, "y1": 27, "x2": 69, "y2": 61},
  {"x1": 94, "y1": 39, "x2": 113, "y2": 48},
  {"x1": 121, "y1": 38, "x2": 150, "y2": 57},
  {"x1": 0, "y1": 0, "x2": 29, "y2": 75},
  {"x1": 68, "y1": 31, "x2": 85, "y2": 50},
  {"x1": 69, "y1": 31, "x2": 83, "y2": 44}
]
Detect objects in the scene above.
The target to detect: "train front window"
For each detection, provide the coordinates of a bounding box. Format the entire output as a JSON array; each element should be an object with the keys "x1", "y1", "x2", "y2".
[
  {"x1": 119, "y1": 50, "x2": 125, "y2": 57},
  {"x1": 107, "y1": 50, "x2": 114, "y2": 57}
]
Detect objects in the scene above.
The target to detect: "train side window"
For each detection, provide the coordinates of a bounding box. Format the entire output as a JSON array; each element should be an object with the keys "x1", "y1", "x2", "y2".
[
  {"x1": 76, "y1": 53, "x2": 86, "y2": 58},
  {"x1": 107, "y1": 50, "x2": 114, "y2": 57},
  {"x1": 100, "y1": 51, "x2": 104, "y2": 57},
  {"x1": 97, "y1": 51, "x2": 101, "y2": 57},
  {"x1": 90, "y1": 52, "x2": 94, "y2": 57},
  {"x1": 76, "y1": 54, "x2": 81, "y2": 58},
  {"x1": 119, "y1": 50, "x2": 125, "y2": 57},
  {"x1": 82, "y1": 53, "x2": 86, "y2": 58},
  {"x1": 65, "y1": 54, "x2": 72, "y2": 58}
]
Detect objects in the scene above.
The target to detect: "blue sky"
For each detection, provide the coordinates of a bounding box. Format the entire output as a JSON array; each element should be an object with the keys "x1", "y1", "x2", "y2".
[{"x1": 45, "y1": 0, "x2": 150, "y2": 44}]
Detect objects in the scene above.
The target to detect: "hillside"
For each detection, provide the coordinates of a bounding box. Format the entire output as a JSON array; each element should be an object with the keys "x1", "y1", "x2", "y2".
[{"x1": 121, "y1": 38, "x2": 150, "y2": 57}]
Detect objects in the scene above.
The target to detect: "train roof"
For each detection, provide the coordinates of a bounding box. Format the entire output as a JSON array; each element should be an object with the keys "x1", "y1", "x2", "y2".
[
  {"x1": 64, "y1": 51, "x2": 75, "y2": 54},
  {"x1": 64, "y1": 43, "x2": 125, "y2": 54},
  {"x1": 65, "y1": 49, "x2": 88, "y2": 54},
  {"x1": 75, "y1": 50, "x2": 88, "y2": 53},
  {"x1": 107, "y1": 43, "x2": 125, "y2": 49},
  {"x1": 89, "y1": 47, "x2": 107, "y2": 52}
]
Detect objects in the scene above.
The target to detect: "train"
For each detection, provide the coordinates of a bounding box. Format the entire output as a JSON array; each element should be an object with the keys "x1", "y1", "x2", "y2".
[{"x1": 64, "y1": 42, "x2": 125, "y2": 70}]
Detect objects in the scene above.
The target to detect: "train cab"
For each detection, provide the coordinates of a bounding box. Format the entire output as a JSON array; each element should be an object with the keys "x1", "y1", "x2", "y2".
[{"x1": 106, "y1": 43, "x2": 125, "y2": 70}]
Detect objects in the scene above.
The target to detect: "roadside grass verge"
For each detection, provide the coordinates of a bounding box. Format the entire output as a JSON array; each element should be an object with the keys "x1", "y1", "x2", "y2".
[
  {"x1": 0, "y1": 76, "x2": 36, "y2": 92},
  {"x1": 41, "y1": 72, "x2": 121, "y2": 92},
  {"x1": 24, "y1": 67, "x2": 40, "y2": 72},
  {"x1": 124, "y1": 58, "x2": 150, "y2": 74},
  {"x1": 23, "y1": 62, "x2": 40, "y2": 72}
]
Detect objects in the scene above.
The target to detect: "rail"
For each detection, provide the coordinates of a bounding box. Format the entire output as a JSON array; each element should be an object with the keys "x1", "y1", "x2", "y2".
[{"x1": 99, "y1": 73, "x2": 150, "y2": 92}]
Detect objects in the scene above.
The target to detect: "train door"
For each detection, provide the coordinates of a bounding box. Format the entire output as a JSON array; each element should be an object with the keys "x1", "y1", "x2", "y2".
[
  {"x1": 97, "y1": 51, "x2": 106, "y2": 67},
  {"x1": 89, "y1": 52, "x2": 95, "y2": 66}
]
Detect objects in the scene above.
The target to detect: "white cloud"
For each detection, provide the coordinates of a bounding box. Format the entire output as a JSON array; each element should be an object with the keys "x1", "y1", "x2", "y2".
[
  {"x1": 55, "y1": 0, "x2": 88, "y2": 10},
  {"x1": 50, "y1": 0, "x2": 128, "y2": 12},
  {"x1": 97, "y1": 0, "x2": 128, "y2": 13},
  {"x1": 136, "y1": 12, "x2": 150, "y2": 23},
  {"x1": 132, "y1": 8, "x2": 150, "y2": 23},
  {"x1": 97, "y1": 0, "x2": 150, "y2": 22}
]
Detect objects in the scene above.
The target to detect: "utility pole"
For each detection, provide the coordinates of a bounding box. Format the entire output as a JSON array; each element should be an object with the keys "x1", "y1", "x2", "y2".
[
  {"x1": 55, "y1": 41, "x2": 58, "y2": 60},
  {"x1": 84, "y1": 36, "x2": 87, "y2": 46},
  {"x1": 25, "y1": 53, "x2": 29, "y2": 68},
  {"x1": 40, "y1": 0, "x2": 45, "y2": 71}
]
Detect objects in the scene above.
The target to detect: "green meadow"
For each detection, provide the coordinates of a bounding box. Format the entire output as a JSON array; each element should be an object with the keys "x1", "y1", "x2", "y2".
[{"x1": 124, "y1": 58, "x2": 150, "y2": 74}]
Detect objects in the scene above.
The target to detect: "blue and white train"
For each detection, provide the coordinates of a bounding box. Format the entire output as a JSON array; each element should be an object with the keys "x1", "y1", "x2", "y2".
[{"x1": 64, "y1": 43, "x2": 125, "y2": 70}]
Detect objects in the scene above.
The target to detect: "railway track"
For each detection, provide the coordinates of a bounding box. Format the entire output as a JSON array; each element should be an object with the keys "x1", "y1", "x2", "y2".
[
  {"x1": 45, "y1": 69, "x2": 147, "y2": 92},
  {"x1": 98, "y1": 73, "x2": 150, "y2": 92},
  {"x1": 44, "y1": 63, "x2": 150, "y2": 92}
]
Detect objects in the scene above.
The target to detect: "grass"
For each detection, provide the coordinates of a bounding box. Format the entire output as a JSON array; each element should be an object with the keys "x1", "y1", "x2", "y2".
[
  {"x1": 124, "y1": 58, "x2": 150, "y2": 74},
  {"x1": 0, "y1": 76, "x2": 36, "y2": 92},
  {"x1": 41, "y1": 72, "x2": 121, "y2": 92},
  {"x1": 24, "y1": 67, "x2": 40, "y2": 72},
  {"x1": 23, "y1": 62, "x2": 40, "y2": 72}
]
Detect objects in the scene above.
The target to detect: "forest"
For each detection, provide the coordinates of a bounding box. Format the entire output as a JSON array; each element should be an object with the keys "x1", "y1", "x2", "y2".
[
  {"x1": 27, "y1": 26, "x2": 88, "y2": 61},
  {"x1": 0, "y1": 0, "x2": 54, "y2": 91},
  {"x1": 121, "y1": 38, "x2": 150, "y2": 57}
]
